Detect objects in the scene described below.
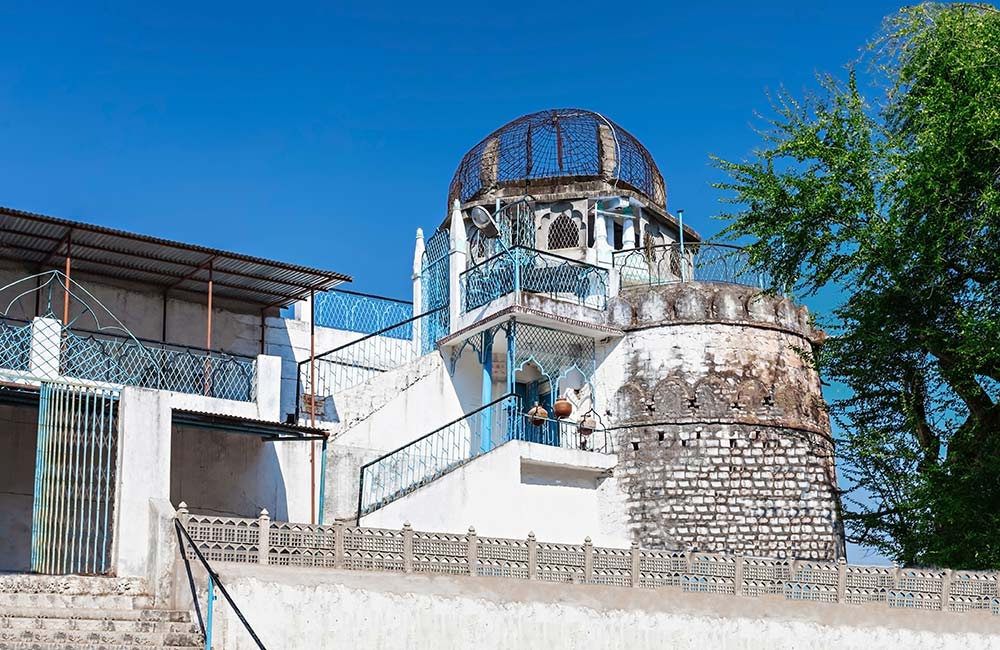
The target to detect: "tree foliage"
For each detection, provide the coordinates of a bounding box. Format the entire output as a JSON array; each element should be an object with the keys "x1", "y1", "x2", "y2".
[{"x1": 712, "y1": 3, "x2": 1000, "y2": 568}]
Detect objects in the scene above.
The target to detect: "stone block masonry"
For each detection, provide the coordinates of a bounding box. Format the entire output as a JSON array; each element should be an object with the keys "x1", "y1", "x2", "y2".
[{"x1": 599, "y1": 282, "x2": 843, "y2": 559}]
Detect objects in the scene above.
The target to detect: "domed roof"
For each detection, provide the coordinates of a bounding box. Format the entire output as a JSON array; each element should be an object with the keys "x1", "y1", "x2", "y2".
[{"x1": 448, "y1": 108, "x2": 666, "y2": 212}]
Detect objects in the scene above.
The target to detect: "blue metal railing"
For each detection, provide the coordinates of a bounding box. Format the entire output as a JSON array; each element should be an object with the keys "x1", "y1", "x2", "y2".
[
  {"x1": 313, "y1": 289, "x2": 413, "y2": 340},
  {"x1": 460, "y1": 246, "x2": 609, "y2": 313},
  {"x1": 0, "y1": 317, "x2": 32, "y2": 373},
  {"x1": 357, "y1": 395, "x2": 614, "y2": 517},
  {"x1": 61, "y1": 329, "x2": 257, "y2": 402},
  {"x1": 298, "y1": 307, "x2": 446, "y2": 417},
  {"x1": 612, "y1": 242, "x2": 771, "y2": 290}
]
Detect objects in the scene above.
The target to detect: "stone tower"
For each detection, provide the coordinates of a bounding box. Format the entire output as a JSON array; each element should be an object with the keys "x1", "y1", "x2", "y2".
[{"x1": 600, "y1": 282, "x2": 844, "y2": 559}]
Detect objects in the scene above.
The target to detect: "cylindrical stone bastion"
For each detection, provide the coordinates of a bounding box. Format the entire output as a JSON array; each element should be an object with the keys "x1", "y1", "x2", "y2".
[{"x1": 601, "y1": 282, "x2": 844, "y2": 560}]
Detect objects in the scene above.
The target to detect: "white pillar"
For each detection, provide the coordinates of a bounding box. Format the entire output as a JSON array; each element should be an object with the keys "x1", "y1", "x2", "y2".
[
  {"x1": 623, "y1": 216, "x2": 636, "y2": 251},
  {"x1": 293, "y1": 295, "x2": 312, "y2": 324},
  {"x1": 29, "y1": 317, "x2": 61, "y2": 380},
  {"x1": 448, "y1": 200, "x2": 468, "y2": 334},
  {"x1": 594, "y1": 210, "x2": 612, "y2": 267},
  {"x1": 412, "y1": 228, "x2": 425, "y2": 347}
]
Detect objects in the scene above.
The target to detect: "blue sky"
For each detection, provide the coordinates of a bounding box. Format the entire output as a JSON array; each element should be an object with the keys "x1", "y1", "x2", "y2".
[{"x1": 1, "y1": 1, "x2": 907, "y2": 561}]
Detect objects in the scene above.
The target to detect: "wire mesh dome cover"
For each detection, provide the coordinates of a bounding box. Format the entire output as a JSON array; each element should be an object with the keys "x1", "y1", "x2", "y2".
[{"x1": 448, "y1": 108, "x2": 666, "y2": 210}]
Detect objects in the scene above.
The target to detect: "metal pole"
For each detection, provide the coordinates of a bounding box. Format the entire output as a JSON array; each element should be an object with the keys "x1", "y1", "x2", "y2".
[
  {"x1": 677, "y1": 209, "x2": 686, "y2": 281},
  {"x1": 309, "y1": 289, "x2": 316, "y2": 525},
  {"x1": 205, "y1": 574, "x2": 215, "y2": 650},
  {"x1": 205, "y1": 262, "x2": 214, "y2": 396},
  {"x1": 62, "y1": 235, "x2": 72, "y2": 325},
  {"x1": 317, "y1": 435, "x2": 328, "y2": 525}
]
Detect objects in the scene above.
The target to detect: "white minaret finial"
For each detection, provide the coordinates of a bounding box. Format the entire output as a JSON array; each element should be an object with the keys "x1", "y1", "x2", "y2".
[
  {"x1": 413, "y1": 228, "x2": 425, "y2": 279},
  {"x1": 450, "y1": 199, "x2": 467, "y2": 253}
]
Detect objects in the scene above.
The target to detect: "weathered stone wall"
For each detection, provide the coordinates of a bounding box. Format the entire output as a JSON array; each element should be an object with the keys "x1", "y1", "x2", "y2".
[{"x1": 597, "y1": 282, "x2": 843, "y2": 560}]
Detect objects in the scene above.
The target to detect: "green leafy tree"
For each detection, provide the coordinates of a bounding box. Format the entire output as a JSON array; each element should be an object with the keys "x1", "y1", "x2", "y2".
[{"x1": 712, "y1": 2, "x2": 1000, "y2": 568}]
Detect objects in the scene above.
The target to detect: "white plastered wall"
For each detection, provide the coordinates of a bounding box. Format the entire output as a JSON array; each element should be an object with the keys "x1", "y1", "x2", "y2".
[{"x1": 361, "y1": 441, "x2": 630, "y2": 547}]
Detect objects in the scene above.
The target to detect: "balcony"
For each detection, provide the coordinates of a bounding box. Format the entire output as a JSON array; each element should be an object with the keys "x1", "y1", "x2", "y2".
[
  {"x1": 461, "y1": 246, "x2": 609, "y2": 314},
  {"x1": 613, "y1": 242, "x2": 771, "y2": 290},
  {"x1": 0, "y1": 316, "x2": 258, "y2": 403}
]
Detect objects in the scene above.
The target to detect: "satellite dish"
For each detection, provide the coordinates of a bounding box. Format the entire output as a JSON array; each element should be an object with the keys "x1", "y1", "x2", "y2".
[{"x1": 469, "y1": 205, "x2": 499, "y2": 238}]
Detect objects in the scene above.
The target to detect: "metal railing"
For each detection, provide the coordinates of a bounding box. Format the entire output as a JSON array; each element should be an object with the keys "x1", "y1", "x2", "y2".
[
  {"x1": 358, "y1": 394, "x2": 523, "y2": 516},
  {"x1": 517, "y1": 411, "x2": 614, "y2": 454},
  {"x1": 180, "y1": 513, "x2": 1000, "y2": 616},
  {"x1": 358, "y1": 395, "x2": 615, "y2": 517},
  {"x1": 61, "y1": 328, "x2": 257, "y2": 402},
  {"x1": 0, "y1": 317, "x2": 32, "y2": 372},
  {"x1": 297, "y1": 306, "x2": 446, "y2": 417},
  {"x1": 461, "y1": 246, "x2": 609, "y2": 313},
  {"x1": 613, "y1": 242, "x2": 771, "y2": 290},
  {"x1": 313, "y1": 289, "x2": 414, "y2": 340},
  {"x1": 174, "y1": 514, "x2": 266, "y2": 649}
]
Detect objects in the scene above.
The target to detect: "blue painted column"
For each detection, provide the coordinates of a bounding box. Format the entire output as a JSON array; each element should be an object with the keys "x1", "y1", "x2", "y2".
[
  {"x1": 479, "y1": 330, "x2": 494, "y2": 452},
  {"x1": 505, "y1": 322, "x2": 519, "y2": 441}
]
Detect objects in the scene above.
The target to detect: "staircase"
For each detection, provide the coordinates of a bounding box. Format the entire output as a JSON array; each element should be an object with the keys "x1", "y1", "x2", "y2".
[{"x1": 0, "y1": 574, "x2": 201, "y2": 650}]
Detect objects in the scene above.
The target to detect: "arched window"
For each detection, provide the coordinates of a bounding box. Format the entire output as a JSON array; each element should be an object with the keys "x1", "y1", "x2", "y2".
[{"x1": 548, "y1": 214, "x2": 579, "y2": 249}]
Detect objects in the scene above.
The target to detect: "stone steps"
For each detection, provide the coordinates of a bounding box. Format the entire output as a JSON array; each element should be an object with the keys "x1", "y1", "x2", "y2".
[{"x1": 0, "y1": 575, "x2": 202, "y2": 650}]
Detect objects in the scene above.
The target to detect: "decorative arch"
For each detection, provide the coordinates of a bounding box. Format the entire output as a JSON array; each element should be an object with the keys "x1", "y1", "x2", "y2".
[{"x1": 547, "y1": 213, "x2": 581, "y2": 250}]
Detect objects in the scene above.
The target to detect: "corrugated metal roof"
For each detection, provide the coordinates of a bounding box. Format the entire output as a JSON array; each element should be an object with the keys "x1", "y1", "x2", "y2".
[
  {"x1": 0, "y1": 205, "x2": 351, "y2": 307},
  {"x1": 172, "y1": 408, "x2": 328, "y2": 440}
]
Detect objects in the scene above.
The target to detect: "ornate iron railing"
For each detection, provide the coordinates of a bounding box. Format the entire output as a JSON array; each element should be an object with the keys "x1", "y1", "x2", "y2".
[
  {"x1": 313, "y1": 289, "x2": 414, "y2": 340},
  {"x1": 358, "y1": 394, "x2": 524, "y2": 516},
  {"x1": 461, "y1": 246, "x2": 608, "y2": 313},
  {"x1": 358, "y1": 395, "x2": 614, "y2": 517},
  {"x1": 181, "y1": 511, "x2": 1000, "y2": 616},
  {"x1": 60, "y1": 329, "x2": 257, "y2": 402},
  {"x1": 613, "y1": 242, "x2": 771, "y2": 290},
  {"x1": 517, "y1": 411, "x2": 614, "y2": 454},
  {"x1": 0, "y1": 317, "x2": 32, "y2": 373},
  {"x1": 298, "y1": 307, "x2": 446, "y2": 415}
]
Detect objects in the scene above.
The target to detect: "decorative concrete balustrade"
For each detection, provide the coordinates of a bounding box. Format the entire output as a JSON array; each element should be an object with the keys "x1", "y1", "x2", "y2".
[{"x1": 177, "y1": 506, "x2": 1000, "y2": 617}]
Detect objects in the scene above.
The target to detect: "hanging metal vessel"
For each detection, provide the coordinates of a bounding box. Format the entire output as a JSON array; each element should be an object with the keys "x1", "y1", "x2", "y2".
[{"x1": 527, "y1": 403, "x2": 548, "y2": 426}]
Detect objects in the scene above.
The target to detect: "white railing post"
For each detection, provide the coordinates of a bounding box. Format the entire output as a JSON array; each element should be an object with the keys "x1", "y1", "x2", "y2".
[
  {"x1": 29, "y1": 317, "x2": 61, "y2": 379},
  {"x1": 527, "y1": 532, "x2": 537, "y2": 580},
  {"x1": 584, "y1": 537, "x2": 594, "y2": 584},
  {"x1": 467, "y1": 526, "x2": 478, "y2": 577},
  {"x1": 257, "y1": 508, "x2": 270, "y2": 566},
  {"x1": 630, "y1": 541, "x2": 640, "y2": 588},
  {"x1": 403, "y1": 522, "x2": 414, "y2": 573}
]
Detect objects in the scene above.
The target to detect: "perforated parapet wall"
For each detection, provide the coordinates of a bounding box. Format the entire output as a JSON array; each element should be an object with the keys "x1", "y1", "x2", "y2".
[{"x1": 601, "y1": 282, "x2": 843, "y2": 560}]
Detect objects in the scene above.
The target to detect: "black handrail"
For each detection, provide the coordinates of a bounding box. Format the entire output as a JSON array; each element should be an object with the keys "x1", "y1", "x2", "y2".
[
  {"x1": 294, "y1": 305, "x2": 447, "y2": 420},
  {"x1": 321, "y1": 287, "x2": 413, "y2": 306},
  {"x1": 174, "y1": 518, "x2": 267, "y2": 650},
  {"x1": 355, "y1": 392, "x2": 519, "y2": 521}
]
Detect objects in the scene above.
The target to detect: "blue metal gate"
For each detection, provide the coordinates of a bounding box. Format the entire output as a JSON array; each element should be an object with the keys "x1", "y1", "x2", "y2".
[{"x1": 31, "y1": 382, "x2": 120, "y2": 575}]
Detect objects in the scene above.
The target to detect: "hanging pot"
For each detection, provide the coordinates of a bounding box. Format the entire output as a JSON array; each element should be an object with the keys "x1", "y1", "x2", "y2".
[
  {"x1": 527, "y1": 403, "x2": 548, "y2": 426},
  {"x1": 578, "y1": 415, "x2": 597, "y2": 437},
  {"x1": 553, "y1": 396, "x2": 573, "y2": 419}
]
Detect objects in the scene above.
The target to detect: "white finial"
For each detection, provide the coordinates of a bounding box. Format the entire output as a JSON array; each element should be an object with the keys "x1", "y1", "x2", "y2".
[
  {"x1": 450, "y1": 199, "x2": 467, "y2": 252},
  {"x1": 413, "y1": 228, "x2": 426, "y2": 277}
]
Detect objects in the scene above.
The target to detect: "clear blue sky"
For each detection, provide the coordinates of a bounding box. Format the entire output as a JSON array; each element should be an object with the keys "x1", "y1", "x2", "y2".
[
  {"x1": 2, "y1": 1, "x2": 907, "y2": 561},
  {"x1": 1, "y1": 0, "x2": 903, "y2": 298}
]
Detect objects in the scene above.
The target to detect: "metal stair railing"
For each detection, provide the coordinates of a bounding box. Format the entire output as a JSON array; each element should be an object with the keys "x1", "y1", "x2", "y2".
[
  {"x1": 296, "y1": 306, "x2": 447, "y2": 420},
  {"x1": 175, "y1": 516, "x2": 267, "y2": 650},
  {"x1": 357, "y1": 393, "x2": 523, "y2": 519}
]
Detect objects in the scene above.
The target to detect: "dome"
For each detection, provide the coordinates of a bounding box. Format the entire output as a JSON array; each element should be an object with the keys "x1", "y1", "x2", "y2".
[{"x1": 448, "y1": 108, "x2": 667, "y2": 212}]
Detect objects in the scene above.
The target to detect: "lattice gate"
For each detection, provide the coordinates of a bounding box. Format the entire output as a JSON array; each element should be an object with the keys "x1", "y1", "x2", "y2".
[{"x1": 30, "y1": 382, "x2": 120, "y2": 575}]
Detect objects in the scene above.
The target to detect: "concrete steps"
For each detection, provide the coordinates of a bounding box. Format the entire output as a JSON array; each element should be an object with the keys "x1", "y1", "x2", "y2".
[{"x1": 0, "y1": 575, "x2": 202, "y2": 650}]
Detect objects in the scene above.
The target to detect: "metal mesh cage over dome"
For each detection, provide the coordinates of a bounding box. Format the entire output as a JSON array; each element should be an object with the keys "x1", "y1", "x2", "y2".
[{"x1": 448, "y1": 109, "x2": 667, "y2": 211}]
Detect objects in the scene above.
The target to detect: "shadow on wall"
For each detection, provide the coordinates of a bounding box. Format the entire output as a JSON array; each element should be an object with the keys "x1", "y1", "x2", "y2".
[
  {"x1": 0, "y1": 404, "x2": 39, "y2": 572},
  {"x1": 169, "y1": 426, "x2": 289, "y2": 521}
]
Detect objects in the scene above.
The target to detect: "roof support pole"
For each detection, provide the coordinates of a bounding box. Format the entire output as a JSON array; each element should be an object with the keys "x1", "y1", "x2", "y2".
[
  {"x1": 205, "y1": 261, "x2": 214, "y2": 396},
  {"x1": 309, "y1": 288, "x2": 316, "y2": 524},
  {"x1": 62, "y1": 235, "x2": 72, "y2": 325},
  {"x1": 162, "y1": 291, "x2": 169, "y2": 342}
]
